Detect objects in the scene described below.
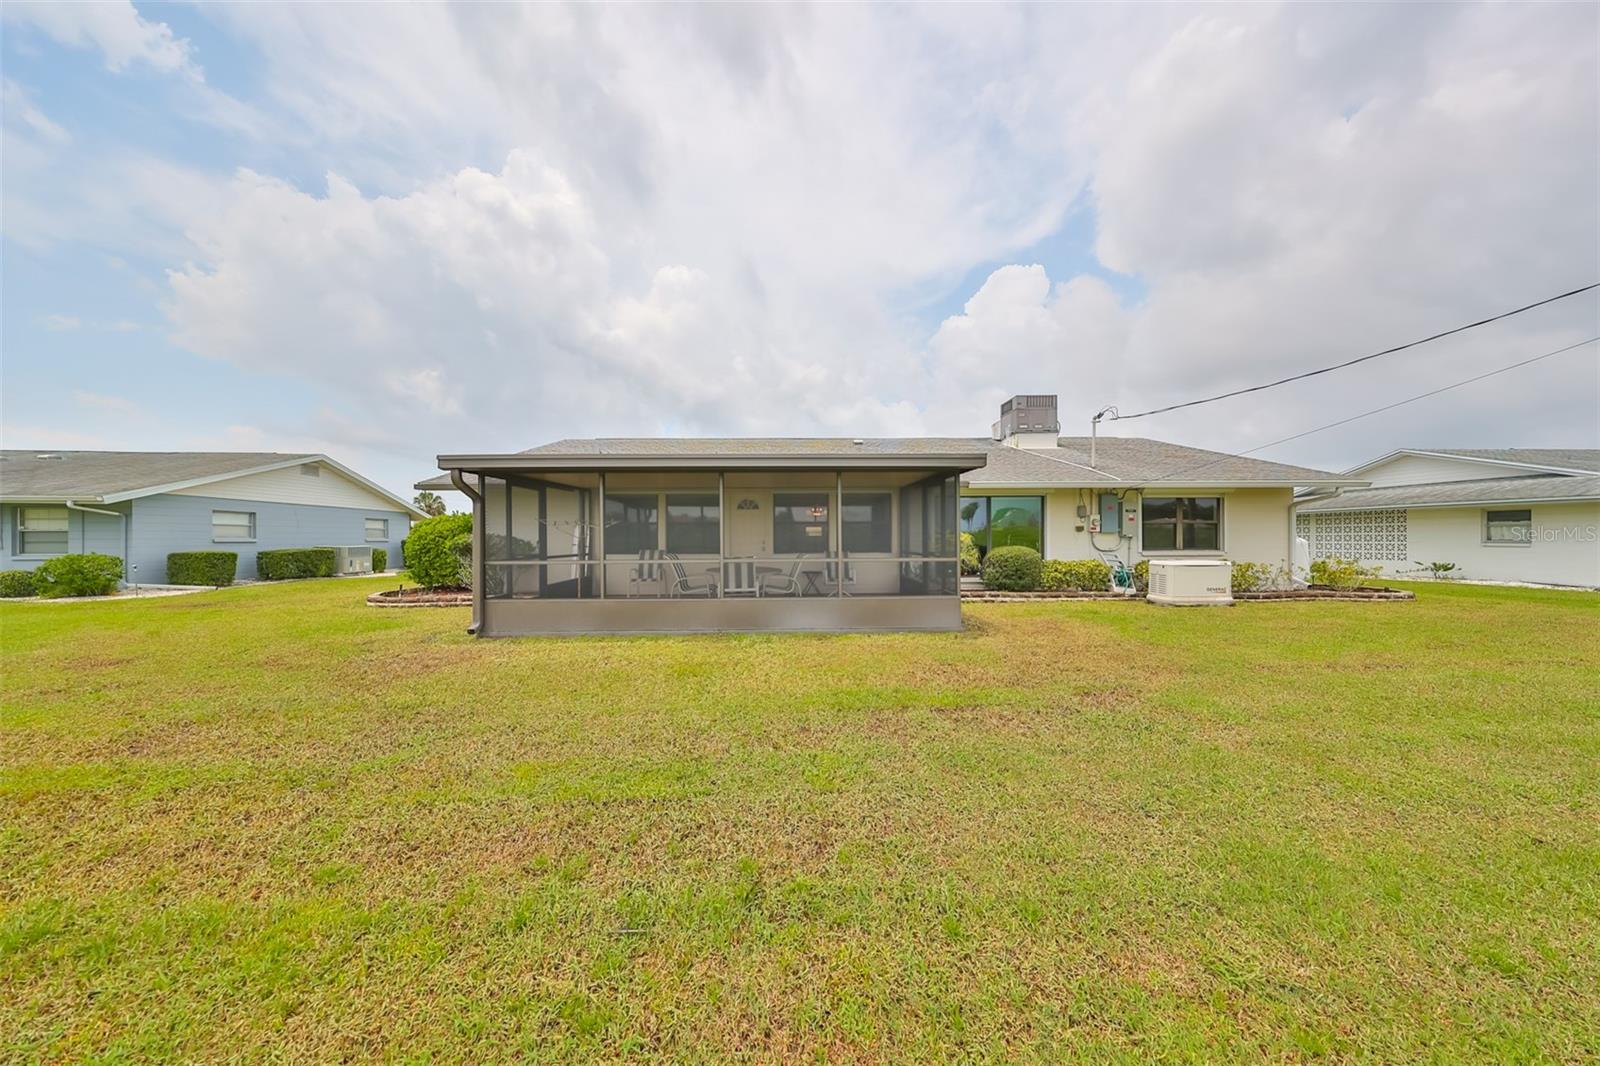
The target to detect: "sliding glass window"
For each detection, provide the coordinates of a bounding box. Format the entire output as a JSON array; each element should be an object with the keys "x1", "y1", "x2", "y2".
[{"x1": 960, "y1": 495, "x2": 1042, "y2": 559}]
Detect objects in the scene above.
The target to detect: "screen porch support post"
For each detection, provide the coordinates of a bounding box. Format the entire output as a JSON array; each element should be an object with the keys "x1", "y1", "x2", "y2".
[
  {"x1": 449, "y1": 468, "x2": 484, "y2": 635},
  {"x1": 717, "y1": 471, "x2": 726, "y2": 599},
  {"x1": 596, "y1": 471, "x2": 606, "y2": 599},
  {"x1": 836, "y1": 470, "x2": 844, "y2": 597}
]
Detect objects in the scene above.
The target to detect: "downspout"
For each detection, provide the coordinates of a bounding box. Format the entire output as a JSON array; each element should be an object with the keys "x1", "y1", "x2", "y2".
[
  {"x1": 66, "y1": 501, "x2": 129, "y2": 584},
  {"x1": 448, "y1": 470, "x2": 484, "y2": 636}
]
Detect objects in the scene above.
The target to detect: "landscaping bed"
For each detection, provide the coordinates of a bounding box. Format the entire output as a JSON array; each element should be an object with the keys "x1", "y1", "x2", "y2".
[
  {"x1": 366, "y1": 586, "x2": 471, "y2": 607},
  {"x1": 962, "y1": 585, "x2": 1415, "y2": 602}
]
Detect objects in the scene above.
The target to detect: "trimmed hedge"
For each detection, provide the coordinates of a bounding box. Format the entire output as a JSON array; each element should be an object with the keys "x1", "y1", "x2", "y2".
[
  {"x1": 1042, "y1": 559, "x2": 1112, "y2": 592},
  {"x1": 981, "y1": 545, "x2": 1042, "y2": 592},
  {"x1": 403, "y1": 513, "x2": 473, "y2": 588},
  {"x1": 371, "y1": 548, "x2": 388, "y2": 573},
  {"x1": 0, "y1": 569, "x2": 38, "y2": 598},
  {"x1": 256, "y1": 547, "x2": 336, "y2": 581},
  {"x1": 34, "y1": 553, "x2": 123, "y2": 598},
  {"x1": 167, "y1": 551, "x2": 237, "y2": 587}
]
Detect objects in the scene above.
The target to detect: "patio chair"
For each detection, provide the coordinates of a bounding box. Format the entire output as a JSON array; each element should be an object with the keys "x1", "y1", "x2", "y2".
[
  {"x1": 628, "y1": 549, "x2": 663, "y2": 596},
  {"x1": 758, "y1": 555, "x2": 807, "y2": 597},
  {"x1": 823, "y1": 555, "x2": 856, "y2": 596},
  {"x1": 662, "y1": 552, "x2": 717, "y2": 597},
  {"x1": 722, "y1": 559, "x2": 761, "y2": 597}
]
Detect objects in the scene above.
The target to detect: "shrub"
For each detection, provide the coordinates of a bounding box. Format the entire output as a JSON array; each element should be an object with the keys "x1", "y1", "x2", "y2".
[
  {"x1": 1231, "y1": 561, "x2": 1275, "y2": 594},
  {"x1": 0, "y1": 569, "x2": 38, "y2": 598},
  {"x1": 1041, "y1": 559, "x2": 1112, "y2": 592},
  {"x1": 256, "y1": 548, "x2": 336, "y2": 581},
  {"x1": 1310, "y1": 555, "x2": 1382, "y2": 590},
  {"x1": 33, "y1": 553, "x2": 123, "y2": 598},
  {"x1": 403, "y1": 513, "x2": 473, "y2": 588},
  {"x1": 1414, "y1": 560, "x2": 1457, "y2": 580},
  {"x1": 982, "y1": 545, "x2": 1042, "y2": 591},
  {"x1": 958, "y1": 532, "x2": 981, "y2": 576},
  {"x1": 167, "y1": 551, "x2": 237, "y2": 587},
  {"x1": 1132, "y1": 559, "x2": 1149, "y2": 593},
  {"x1": 372, "y1": 548, "x2": 388, "y2": 572}
]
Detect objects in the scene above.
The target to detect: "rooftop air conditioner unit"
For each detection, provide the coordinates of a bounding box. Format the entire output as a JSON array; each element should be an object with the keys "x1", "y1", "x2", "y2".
[
  {"x1": 1146, "y1": 558, "x2": 1233, "y2": 606},
  {"x1": 330, "y1": 546, "x2": 374, "y2": 575}
]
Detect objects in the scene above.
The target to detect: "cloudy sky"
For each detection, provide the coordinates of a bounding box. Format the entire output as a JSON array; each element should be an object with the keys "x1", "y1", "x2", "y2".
[{"x1": 2, "y1": 1, "x2": 1596, "y2": 499}]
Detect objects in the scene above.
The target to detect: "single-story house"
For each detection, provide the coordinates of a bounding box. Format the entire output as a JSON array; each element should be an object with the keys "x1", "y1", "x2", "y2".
[
  {"x1": 1295, "y1": 448, "x2": 1600, "y2": 588},
  {"x1": 419, "y1": 395, "x2": 1363, "y2": 636},
  {"x1": 0, "y1": 450, "x2": 424, "y2": 583}
]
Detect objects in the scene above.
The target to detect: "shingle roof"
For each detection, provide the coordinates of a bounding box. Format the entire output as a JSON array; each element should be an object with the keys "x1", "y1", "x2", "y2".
[
  {"x1": 421, "y1": 436, "x2": 1354, "y2": 488},
  {"x1": 1297, "y1": 473, "x2": 1600, "y2": 512},
  {"x1": 1402, "y1": 448, "x2": 1600, "y2": 473},
  {"x1": 0, "y1": 450, "x2": 314, "y2": 501}
]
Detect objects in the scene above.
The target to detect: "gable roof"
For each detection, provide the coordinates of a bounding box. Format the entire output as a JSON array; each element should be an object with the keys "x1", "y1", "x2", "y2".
[
  {"x1": 1297, "y1": 473, "x2": 1600, "y2": 512},
  {"x1": 1, "y1": 450, "x2": 425, "y2": 517},
  {"x1": 1346, "y1": 448, "x2": 1600, "y2": 478},
  {"x1": 419, "y1": 436, "x2": 1357, "y2": 489}
]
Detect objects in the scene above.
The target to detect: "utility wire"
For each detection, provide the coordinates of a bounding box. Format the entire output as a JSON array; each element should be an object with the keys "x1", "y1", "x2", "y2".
[
  {"x1": 1109, "y1": 283, "x2": 1598, "y2": 421},
  {"x1": 1136, "y1": 335, "x2": 1599, "y2": 485}
]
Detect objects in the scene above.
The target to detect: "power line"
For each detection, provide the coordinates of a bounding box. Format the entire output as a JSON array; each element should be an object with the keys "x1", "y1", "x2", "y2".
[
  {"x1": 1109, "y1": 283, "x2": 1598, "y2": 421},
  {"x1": 1136, "y1": 335, "x2": 1599, "y2": 485}
]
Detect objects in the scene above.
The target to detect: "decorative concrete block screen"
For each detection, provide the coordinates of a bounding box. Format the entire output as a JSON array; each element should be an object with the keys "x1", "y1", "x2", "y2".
[{"x1": 1298, "y1": 509, "x2": 1409, "y2": 561}]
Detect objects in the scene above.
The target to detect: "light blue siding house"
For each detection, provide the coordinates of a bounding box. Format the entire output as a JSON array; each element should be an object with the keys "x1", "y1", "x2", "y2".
[{"x1": 0, "y1": 451, "x2": 424, "y2": 583}]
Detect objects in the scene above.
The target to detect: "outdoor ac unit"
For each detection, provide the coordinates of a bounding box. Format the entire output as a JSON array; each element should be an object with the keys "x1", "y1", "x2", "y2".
[
  {"x1": 1146, "y1": 558, "x2": 1233, "y2": 606},
  {"x1": 330, "y1": 546, "x2": 374, "y2": 575}
]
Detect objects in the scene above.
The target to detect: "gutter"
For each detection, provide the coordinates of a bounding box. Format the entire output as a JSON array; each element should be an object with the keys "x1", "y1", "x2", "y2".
[
  {"x1": 448, "y1": 470, "x2": 483, "y2": 636},
  {"x1": 65, "y1": 500, "x2": 130, "y2": 583}
]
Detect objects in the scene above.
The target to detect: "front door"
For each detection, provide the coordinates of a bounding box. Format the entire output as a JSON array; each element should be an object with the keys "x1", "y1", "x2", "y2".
[{"x1": 728, "y1": 491, "x2": 769, "y2": 557}]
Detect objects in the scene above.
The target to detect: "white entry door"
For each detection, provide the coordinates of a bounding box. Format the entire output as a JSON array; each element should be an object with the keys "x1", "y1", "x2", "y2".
[{"x1": 728, "y1": 493, "x2": 770, "y2": 556}]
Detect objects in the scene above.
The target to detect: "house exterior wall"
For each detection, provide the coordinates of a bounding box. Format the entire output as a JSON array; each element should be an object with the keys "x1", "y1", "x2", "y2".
[
  {"x1": 167, "y1": 461, "x2": 404, "y2": 510},
  {"x1": 0, "y1": 502, "x2": 131, "y2": 573},
  {"x1": 1359, "y1": 454, "x2": 1541, "y2": 488},
  {"x1": 971, "y1": 486, "x2": 1295, "y2": 570},
  {"x1": 129, "y1": 493, "x2": 411, "y2": 582},
  {"x1": 1299, "y1": 502, "x2": 1600, "y2": 587}
]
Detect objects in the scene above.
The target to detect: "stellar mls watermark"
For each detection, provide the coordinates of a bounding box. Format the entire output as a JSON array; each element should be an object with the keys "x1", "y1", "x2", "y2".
[{"x1": 1494, "y1": 523, "x2": 1598, "y2": 544}]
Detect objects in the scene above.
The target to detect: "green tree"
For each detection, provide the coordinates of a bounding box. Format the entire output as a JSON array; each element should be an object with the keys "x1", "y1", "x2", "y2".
[{"x1": 413, "y1": 490, "x2": 447, "y2": 517}]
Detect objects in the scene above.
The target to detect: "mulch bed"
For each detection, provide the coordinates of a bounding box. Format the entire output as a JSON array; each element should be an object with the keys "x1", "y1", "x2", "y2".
[{"x1": 367, "y1": 587, "x2": 472, "y2": 607}]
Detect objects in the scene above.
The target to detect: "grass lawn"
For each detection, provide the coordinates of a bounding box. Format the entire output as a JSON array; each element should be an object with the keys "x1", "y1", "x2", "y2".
[{"x1": 2, "y1": 578, "x2": 1597, "y2": 1062}]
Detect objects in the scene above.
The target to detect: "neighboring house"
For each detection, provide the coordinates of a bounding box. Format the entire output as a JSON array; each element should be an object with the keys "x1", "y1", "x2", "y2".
[
  {"x1": 1295, "y1": 448, "x2": 1600, "y2": 588},
  {"x1": 0, "y1": 451, "x2": 424, "y2": 583},
  {"x1": 418, "y1": 395, "x2": 1361, "y2": 636}
]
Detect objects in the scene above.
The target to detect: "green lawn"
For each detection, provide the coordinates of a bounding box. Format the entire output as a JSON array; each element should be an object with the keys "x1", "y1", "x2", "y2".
[{"x1": 2, "y1": 579, "x2": 1597, "y2": 1062}]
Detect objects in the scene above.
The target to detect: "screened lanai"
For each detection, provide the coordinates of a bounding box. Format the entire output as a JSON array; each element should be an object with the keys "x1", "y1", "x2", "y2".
[{"x1": 435, "y1": 441, "x2": 988, "y2": 636}]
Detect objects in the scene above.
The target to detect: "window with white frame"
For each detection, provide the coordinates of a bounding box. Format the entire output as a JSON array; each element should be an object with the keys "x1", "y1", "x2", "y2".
[
  {"x1": 1484, "y1": 509, "x2": 1532, "y2": 544},
  {"x1": 212, "y1": 510, "x2": 256, "y2": 541},
  {"x1": 365, "y1": 517, "x2": 389, "y2": 542},
  {"x1": 18, "y1": 506, "x2": 69, "y2": 555}
]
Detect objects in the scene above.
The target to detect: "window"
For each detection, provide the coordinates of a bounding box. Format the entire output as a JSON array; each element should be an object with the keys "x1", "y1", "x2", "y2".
[
  {"x1": 605, "y1": 494, "x2": 658, "y2": 555},
  {"x1": 959, "y1": 495, "x2": 1043, "y2": 559},
  {"x1": 842, "y1": 492, "x2": 892, "y2": 553},
  {"x1": 1142, "y1": 496, "x2": 1221, "y2": 551},
  {"x1": 665, "y1": 493, "x2": 720, "y2": 553},
  {"x1": 1485, "y1": 509, "x2": 1532, "y2": 544},
  {"x1": 774, "y1": 493, "x2": 830, "y2": 554},
  {"x1": 17, "y1": 506, "x2": 68, "y2": 555},
  {"x1": 212, "y1": 510, "x2": 256, "y2": 541},
  {"x1": 365, "y1": 517, "x2": 389, "y2": 541}
]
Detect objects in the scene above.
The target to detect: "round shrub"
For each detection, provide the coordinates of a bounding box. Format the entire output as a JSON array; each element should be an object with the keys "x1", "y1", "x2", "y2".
[
  {"x1": 167, "y1": 551, "x2": 237, "y2": 586},
  {"x1": 372, "y1": 548, "x2": 388, "y2": 573},
  {"x1": 33, "y1": 553, "x2": 124, "y2": 598},
  {"x1": 0, "y1": 569, "x2": 38, "y2": 598},
  {"x1": 1133, "y1": 560, "x2": 1149, "y2": 592},
  {"x1": 1041, "y1": 559, "x2": 1112, "y2": 592},
  {"x1": 981, "y1": 545, "x2": 1042, "y2": 591},
  {"x1": 403, "y1": 513, "x2": 473, "y2": 588}
]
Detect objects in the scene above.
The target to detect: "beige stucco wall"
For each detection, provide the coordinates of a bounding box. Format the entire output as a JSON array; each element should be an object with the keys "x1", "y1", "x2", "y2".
[
  {"x1": 974, "y1": 486, "x2": 1295, "y2": 569},
  {"x1": 1303, "y1": 502, "x2": 1600, "y2": 587}
]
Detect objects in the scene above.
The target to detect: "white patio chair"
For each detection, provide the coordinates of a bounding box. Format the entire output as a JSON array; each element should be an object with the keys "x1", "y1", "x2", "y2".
[
  {"x1": 823, "y1": 555, "x2": 856, "y2": 596},
  {"x1": 722, "y1": 559, "x2": 761, "y2": 597},
  {"x1": 758, "y1": 555, "x2": 807, "y2": 597},
  {"x1": 628, "y1": 549, "x2": 663, "y2": 596},
  {"x1": 662, "y1": 552, "x2": 717, "y2": 597}
]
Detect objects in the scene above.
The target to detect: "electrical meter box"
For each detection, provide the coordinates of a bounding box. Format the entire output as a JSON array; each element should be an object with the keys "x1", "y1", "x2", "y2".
[
  {"x1": 1122, "y1": 505, "x2": 1139, "y2": 539},
  {"x1": 1097, "y1": 493, "x2": 1121, "y2": 535}
]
